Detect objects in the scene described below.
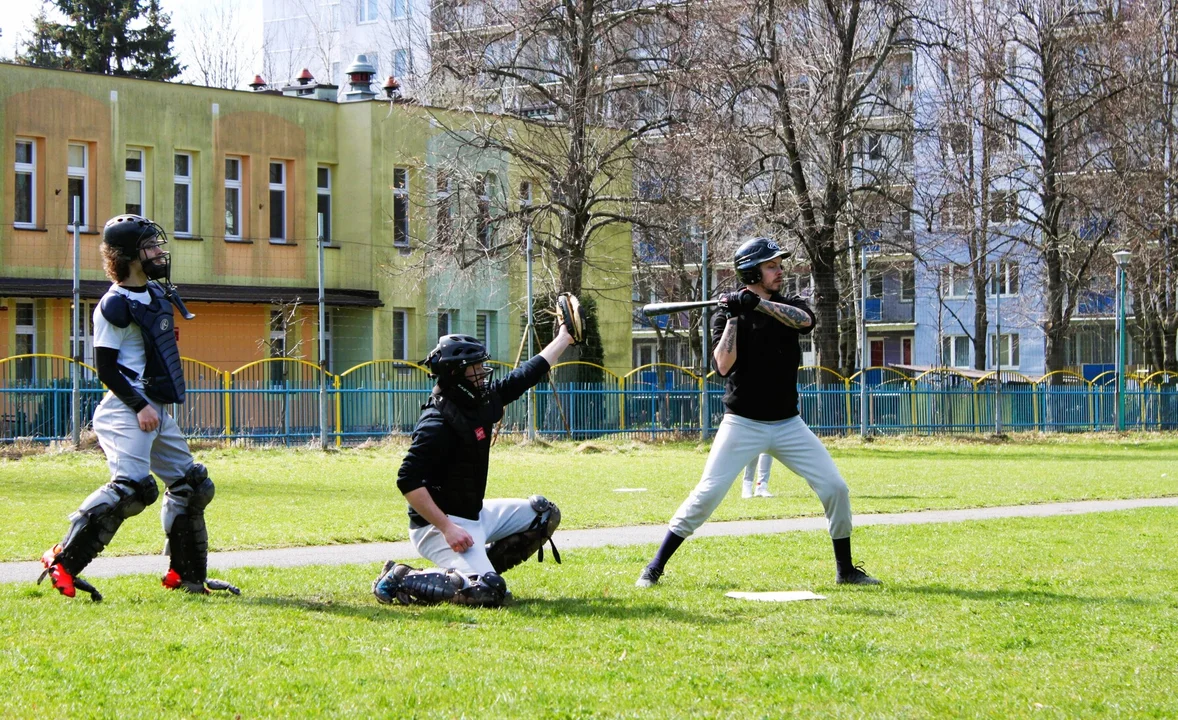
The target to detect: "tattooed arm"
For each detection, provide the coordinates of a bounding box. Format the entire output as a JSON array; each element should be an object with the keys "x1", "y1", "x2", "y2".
[
  {"x1": 713, "y1": 316, "x2": 739, "y2": 376},
  {"x1": 754, "y1": 298, "x2": 815, "y2": 331}
]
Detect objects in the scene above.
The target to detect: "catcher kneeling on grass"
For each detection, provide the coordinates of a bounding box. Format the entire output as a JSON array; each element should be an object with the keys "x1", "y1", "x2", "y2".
[{"x1": 373, "y1": 293, "x2": 583, "y2": 608}]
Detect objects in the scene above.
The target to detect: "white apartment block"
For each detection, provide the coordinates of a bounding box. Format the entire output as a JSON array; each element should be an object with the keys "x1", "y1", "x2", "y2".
[{"x1": 262, "y1": 0, "x2": 433, "y2": 97}]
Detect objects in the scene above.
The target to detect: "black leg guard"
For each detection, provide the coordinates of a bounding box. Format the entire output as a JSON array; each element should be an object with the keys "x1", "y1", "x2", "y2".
[
  {"x1": 54, "y1": 476, "x2": 159, "y2": 576},
  {"x1": 485, "y1": 495, "x2": 562, "y2": 574},
  {"x1": 374, "y1": 564, "x2": 464, "y2": 605},
  {"x1": 453, "y1": 572, "x2": 509, "y2": 608},
  {"x1": 164, "y1": 465, "x2": 214, "y2": 587}
]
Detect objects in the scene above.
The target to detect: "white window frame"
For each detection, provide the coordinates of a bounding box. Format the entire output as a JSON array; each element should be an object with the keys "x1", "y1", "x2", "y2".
[
  {"x1": 393, "y1": 167, "x2": 409, "y2": 247},
  {"x1": 394, "y1": 49, "x2": 408, "y2": 77},
  {"x1": 14, "y1": 138, "x2": 37, "y2": 228},
  {"x1": 900, "y1": 266, "x2": 915, "y2": 302},
  {"x1": 269, "y1": 160, "x2": 287, "y2": 242},
  {"x1": 392, "y1": 310, "x2": 408, "y2": 360},
  {"x1": 317, "y1": 166, "x2": 333, "y2": 243},
  {"x1": 941, "y1": 334, "x2": 971, "y2": 368},
  {"x1": 989, "y1": 189, "x2": 1019, "y2": 225},
  {"x1": 393, "y1": 0, "x2": 408, "y2": 18},
  {"x1": 225, "y1": 156, "x2": 243, "y2": 240},
  {"x1": 991, "y1": 333, "x2": 1020, "y2": 368},
  {"x1": 14, "y1": 301, "x2": 37, "y2": 382},
  {"x1": 989, "y1": 260, "x2": 1020, "y2": 297},
  {"x1": 437, "y1": 309, "x2": 455, "y2": 340},
  {"x1": 436, "y1": 170, "x2": 453, "y2": 245},
  {"x1": 125, "y1": 147, "x2": 146, "y2": 216},
  {"x1": 174, "y1": 152, "x2": 193, "y2": 236},
  {"x1": 320, "y1": 309, "x2": 334, "y2": 372},
  {"x1": 942, "y1": 264, "x2": 971, "y2": 298},
  {"x1": 69, "y1": 300, "x2": 96, "y2": 368},
  {"x1": 941, "y1": 194, "x2": 969, "y2": 230},
  {"x1": 359, "y1": 0, "x2": 378, "y2": 23},
  {"x1": 67, "y1": 143, "x2": 89, "y2": 232},
  {"x1": 477, "y1": 173, "x2": 494, "y2": 249}
]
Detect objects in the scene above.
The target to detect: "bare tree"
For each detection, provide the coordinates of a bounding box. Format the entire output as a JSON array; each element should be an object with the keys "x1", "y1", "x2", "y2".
[
  {"x1": 707, "y1": 0, "x2": 923, "y2": 373},
  {"x1": 185, "y1": 0, "x2": 256, "y2": 89},
  {"x1": 999, "y1": 0, "x2": 1132, "y2": 375}
]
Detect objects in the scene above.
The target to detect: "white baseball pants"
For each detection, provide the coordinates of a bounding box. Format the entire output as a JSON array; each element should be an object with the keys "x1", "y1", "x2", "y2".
[
  {"x1": 669, "y1": 414, "x2": 853, "y2": 539},
  {"x1": 410, "y1": 499, "x2": 540, "y2": 576}
]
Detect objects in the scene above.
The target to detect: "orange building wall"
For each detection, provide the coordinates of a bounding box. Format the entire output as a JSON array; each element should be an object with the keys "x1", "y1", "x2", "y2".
[{"x1": 175, "y1": 303, "x2": 268, "y2": 371}]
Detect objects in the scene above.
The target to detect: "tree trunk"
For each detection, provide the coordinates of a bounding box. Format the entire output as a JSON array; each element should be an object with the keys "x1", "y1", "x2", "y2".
[{"x1": 811, "y1": 247, "x2": 842, "y2": 377}]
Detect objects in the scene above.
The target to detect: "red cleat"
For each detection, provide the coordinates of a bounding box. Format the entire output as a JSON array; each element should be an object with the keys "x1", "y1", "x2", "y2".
[
  {"x1": 162, "y1": 568, "x2": 208, "y2": 594},
  {"x1": 39, "y1": 545, "x2": 76, "y2": 598}
]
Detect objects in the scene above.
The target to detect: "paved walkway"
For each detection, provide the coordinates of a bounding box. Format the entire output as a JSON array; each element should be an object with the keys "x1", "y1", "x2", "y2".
[{"x1": 4, "y1": 497, "x2": 1176, "y2": 584}]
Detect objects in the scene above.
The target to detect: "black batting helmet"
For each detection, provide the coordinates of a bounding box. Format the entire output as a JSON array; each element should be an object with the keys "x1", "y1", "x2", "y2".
[
  {"x1": 103, "y1": 214, "x2": 171, "y2": 281},
  {"x1": 734, "y1": 237, "x2": 790, "y2": 285},
  {"x1": 426, "y1": 334, "x2": 493, "y2": 402}
]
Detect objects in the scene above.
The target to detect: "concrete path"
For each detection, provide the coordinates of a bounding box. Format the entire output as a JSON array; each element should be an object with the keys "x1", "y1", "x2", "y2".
[{"x1": 4, "y1": 497, "x2": 1176, "y2": 584}]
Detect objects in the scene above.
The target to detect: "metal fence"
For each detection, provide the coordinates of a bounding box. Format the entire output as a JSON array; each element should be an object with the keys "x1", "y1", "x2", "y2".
[{"x1": 2, "y1": 354, "x2": 1176, "y2": 444}]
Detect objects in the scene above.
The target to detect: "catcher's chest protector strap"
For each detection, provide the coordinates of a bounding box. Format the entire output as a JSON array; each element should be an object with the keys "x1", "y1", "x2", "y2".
[{"x1": 125, "y1": 284, "x2": 186, "y2": 404}]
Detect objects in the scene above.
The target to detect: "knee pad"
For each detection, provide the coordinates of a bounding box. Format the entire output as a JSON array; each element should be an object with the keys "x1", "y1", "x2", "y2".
[
  {"x1": 453, "y1": 572, "x2": 508, "y2": 608},
  {"x1": 485, "y1": 495, "x2": 562, "y2": 575},
  {"x1": 182, "y1": 465, "x2": 215, "y2": 514},
  {"x1": 56, "y1": 476, "x2": 158, "y2": 575}
]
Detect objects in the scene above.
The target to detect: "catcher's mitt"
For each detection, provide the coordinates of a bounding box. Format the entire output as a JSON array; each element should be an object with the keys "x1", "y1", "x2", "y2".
[{"x1": 556, "y1": 292, "x2": 585, "y2": 345}]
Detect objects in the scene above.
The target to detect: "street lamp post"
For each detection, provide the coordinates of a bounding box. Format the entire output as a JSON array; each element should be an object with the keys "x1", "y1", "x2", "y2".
[{"x1": 1113, "y1": 249, "x2": 1132, "y2": 432}]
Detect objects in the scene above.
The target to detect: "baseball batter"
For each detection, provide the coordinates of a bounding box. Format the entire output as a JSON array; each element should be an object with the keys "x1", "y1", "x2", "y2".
[
  {"x1": 39, "y1": 215, "x2": 239, "y2": 600},
  {"x1": 373, "y1": 300, "x2": 582, "y2": 608},
  {"x1": 637, "y1": 237, "x2": 880, "y2": 588}
]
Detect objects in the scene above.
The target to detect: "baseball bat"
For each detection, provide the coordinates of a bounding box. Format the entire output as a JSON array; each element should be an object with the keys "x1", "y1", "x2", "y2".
[{"x1": 641, "y1": 299, "x2": 719, "y2": 317}]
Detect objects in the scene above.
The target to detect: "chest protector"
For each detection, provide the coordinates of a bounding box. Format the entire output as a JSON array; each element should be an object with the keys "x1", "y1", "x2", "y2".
[{"x1": 125, "y1": 284, "x2": 186, "y2": 404}]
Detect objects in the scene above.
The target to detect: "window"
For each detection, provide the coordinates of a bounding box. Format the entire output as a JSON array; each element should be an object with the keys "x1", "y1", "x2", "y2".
[
  {"x1": 943, "y1": 122, "x2": 968, "y2": 156},
  {"x1": 14, "y1": 302, "x2": 36, "y2": 382},
  {"x1": 125, "y1": 148, "x2": 146, "y2": 216},
  {"x1": 437, "y1": 309, "x2": 455, "y2": 339},
  {"x1": 867, "y1": 270, "x2": 884, "y2": 298},
  {"x1": 359, "y1": 0, "x2": 377, "y2": 22},
  {"x1": 319, "y1": 310, "x2": 333, "y2": 372},
  {"x1": 477, "y1": 174, "x2": 494, "y2": 249},
  {"x1": 989, "y1": 260, "x2": 1020, "y2": 296},
  {"x1": 989, "y1": 189, "x2": 1019, "y2": 225},
  {"x1": 393, "y1": 0, "x2": 408, "y2": 18},
  {"x1": 269, "y1": 310, "x2": 287, "y2": 385},
  {"x1": 941, "y1": 194, "x2": 969, "y2": 229},
  {"x1": 900, "y1": 267, "x2": 915, "y2": 302},
  {"x1": 269, "y1": 161, "x2": 287, "y2": 242},
  {"x1": 436, "y1": 170, "x2": 454, "y2": 245},
  {"x1": 70, "y1": 301, "x2": 95, "y2": 368},
  {"x1": 14, "y1": 138, "x2": 36, "y2": 228},
  {"x1": 317, "y1": 166, "x2": 332, "y2": 243},
  {"x1": 174, "y1": 153, "x2": 193, "y2": 236},
  {"x1": 942, "y1": 264, "x2": 971, "y2": 298},
  {"x1": 941, "y1": 335, "x2": 971, "y2": 368},
  {"x1": 990, "y1": 333, "x2": 1020, "y2": 367},
  {"x1": 901, "y1": 337, "x2": 913, "y2": 365},
  {"x1": 392, "y1": 310, "x2": 408, "y2": 360},
  {"x1": 225, "y1": 156, "x2": 243, "y2": 239},
  {"x1": 394, "y1": 49, "x2": 408, "y2": 78},
  {"x1": 476, "y1": 311, "x2": 495, "y2": 356},
  {"x1": 393, "y1": 167, "x2": 409, "y2": 247},
  {"x1": 67, "y1": 143, "x2": 89, "y2": 231}
]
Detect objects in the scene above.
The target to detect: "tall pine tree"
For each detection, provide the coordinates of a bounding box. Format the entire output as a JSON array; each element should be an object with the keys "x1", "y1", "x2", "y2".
[{"x1": 18, "y1": 0, "x2": 183, "y2": 81}]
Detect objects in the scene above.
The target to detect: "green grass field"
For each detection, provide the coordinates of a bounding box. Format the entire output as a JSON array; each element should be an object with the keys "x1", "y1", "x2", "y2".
[
  {"x1": 2, "y1": 435, "x2": 1176, "y2": 562},
  {"x1": 2, "y1": 508, "x2": 1175, "y2": 718}
]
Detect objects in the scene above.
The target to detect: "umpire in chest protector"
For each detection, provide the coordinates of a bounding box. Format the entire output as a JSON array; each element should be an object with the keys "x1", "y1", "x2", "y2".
[
  {"x1": 373, "y1": 295, "x2": 583, "y2": 608},
  {"x1": 636, "y1": 237, "x2": 881, "y2": 589},
  {"x1": 38, "y1": 215, "x2": 239, "y2": 601}
]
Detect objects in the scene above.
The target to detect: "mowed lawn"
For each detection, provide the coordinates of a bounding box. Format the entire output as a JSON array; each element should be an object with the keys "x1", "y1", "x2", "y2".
[
  {"x1": 2, "y1": 508, "x2": 1176, "y2": 718},
  {"x1": 2, "y1": 435, "x2": 1177, "y2": 561}
]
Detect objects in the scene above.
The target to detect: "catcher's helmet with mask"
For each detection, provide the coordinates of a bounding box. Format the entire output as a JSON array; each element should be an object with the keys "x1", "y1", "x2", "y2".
[
  {"x1": 103, "y1": 215, "x2": 171, "y2": 282},
  {"x1": 426, "y1": 334, "x2": 493, "y2": 403}
]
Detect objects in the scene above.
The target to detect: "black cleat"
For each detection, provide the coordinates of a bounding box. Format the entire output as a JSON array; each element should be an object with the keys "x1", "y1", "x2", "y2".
[
  {"x1": 635, "y1": 565, "x2": 663, "y2": 588},
  {"x1": 837, "y1": 564, "x2": 882, "y2": 586}
]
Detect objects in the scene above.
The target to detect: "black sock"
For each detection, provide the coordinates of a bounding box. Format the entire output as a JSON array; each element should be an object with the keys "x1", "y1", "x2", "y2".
[
  {"x1": 833, "y1": 536, "x2": 853, "y2": 574},
  {"x1": 649, "y1": 531, "x2": 686, "y2": 571}
]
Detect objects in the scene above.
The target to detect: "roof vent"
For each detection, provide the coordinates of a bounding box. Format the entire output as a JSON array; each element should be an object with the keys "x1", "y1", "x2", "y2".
[{"x1": 343, "y1": 54, "x2": 377, "y2": 102}]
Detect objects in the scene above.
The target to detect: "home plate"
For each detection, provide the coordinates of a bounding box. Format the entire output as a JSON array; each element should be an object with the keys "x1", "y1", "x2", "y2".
[
  {"x1": 612, "y1": 488, "x2": 647, "y2": 492},
  {"x1": 726, "y1": 591, "x2": 826, "y2": 602}
]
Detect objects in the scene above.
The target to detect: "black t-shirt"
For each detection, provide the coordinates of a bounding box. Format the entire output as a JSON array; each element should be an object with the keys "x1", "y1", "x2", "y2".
[
  {"x1": 396, "y1": 354, "x2": 550, "y2": 524},
  {"x1": 710, "y1": 292, "x2": 816, "y2": 422}
]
